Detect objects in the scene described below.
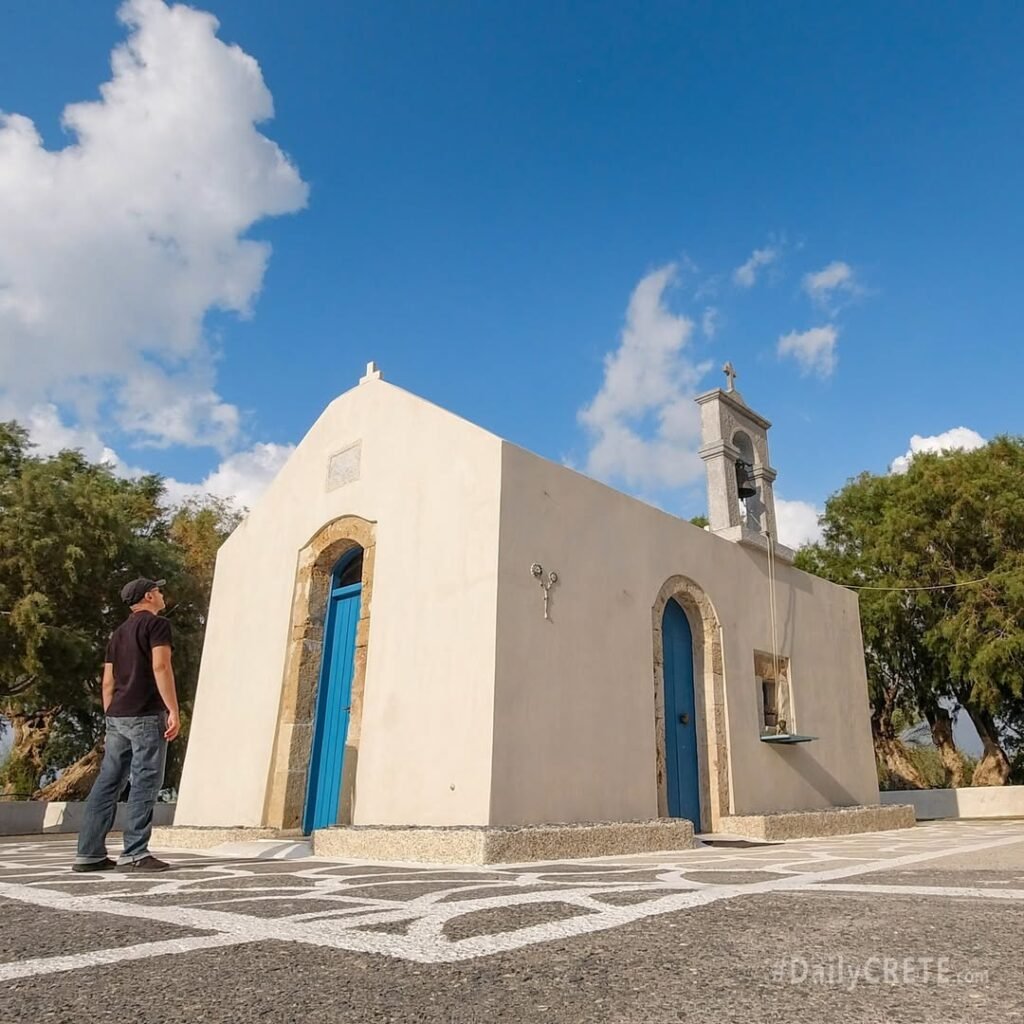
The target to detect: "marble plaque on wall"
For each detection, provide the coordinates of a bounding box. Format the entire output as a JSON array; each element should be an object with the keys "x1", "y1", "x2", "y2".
[{"x1": 327, "y1": 441, "x2": 361, "y2": 491}]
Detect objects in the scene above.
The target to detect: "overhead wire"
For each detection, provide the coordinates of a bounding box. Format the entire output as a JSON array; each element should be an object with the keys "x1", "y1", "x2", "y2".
[
  {"x1": 766, "y1": 531, "x2": 780, "y2": 698},
  {"x1": 839, "y1": 578, "x2": 990, "y2": 592}
]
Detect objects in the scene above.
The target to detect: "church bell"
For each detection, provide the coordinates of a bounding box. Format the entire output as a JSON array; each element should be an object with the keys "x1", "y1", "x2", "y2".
[{"x1": 735, "y1": 459, "x2": 757, "y2": 500}]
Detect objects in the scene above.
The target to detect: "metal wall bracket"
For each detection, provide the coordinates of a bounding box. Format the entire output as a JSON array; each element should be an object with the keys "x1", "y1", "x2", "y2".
[{"x1": 530, "y1": 563, "x2": 559, "y2": 620}]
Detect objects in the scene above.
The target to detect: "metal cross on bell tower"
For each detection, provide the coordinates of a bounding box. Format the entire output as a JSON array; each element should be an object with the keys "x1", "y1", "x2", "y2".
[{"x1": 722, "y1": 361, "x2": 737, "y2": 393}]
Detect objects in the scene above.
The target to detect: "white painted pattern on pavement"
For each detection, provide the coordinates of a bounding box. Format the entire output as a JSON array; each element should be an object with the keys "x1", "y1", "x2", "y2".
[
  {"x1": 1, "y1": 822, "x2": 1023, "y2": 977},
  {"x1": 1, "y1": 934, "x2": 249, "y2": 981}
]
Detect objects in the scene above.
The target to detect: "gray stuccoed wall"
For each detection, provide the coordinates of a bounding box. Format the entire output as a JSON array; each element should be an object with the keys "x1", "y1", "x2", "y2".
[
  {"x1": 0, "y1": 801, "x2": 176, "y2": 835},
  {"x1": 881, "y1": 787, "x2": 1024, "y2": 820}
]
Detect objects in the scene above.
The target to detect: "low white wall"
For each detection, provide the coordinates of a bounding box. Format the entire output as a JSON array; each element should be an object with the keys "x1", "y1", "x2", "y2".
[
  {"x1": 881, "y1": 787, "x2": 1024, "y2": 820},
  {"x1": 0, "y1": 802, "x2": 176, "y2": 836}
]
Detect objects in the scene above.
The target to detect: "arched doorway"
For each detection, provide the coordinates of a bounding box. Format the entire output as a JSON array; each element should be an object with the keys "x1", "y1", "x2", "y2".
[
  {"x1": 652, "y1": 576, "x2": 730, "y2": 833},
  {"x1": 662, "y1": 598, "x2": 701, "y2": 824},
  {"x1": 303, "y1": 546, "x2": 363, "y2": 832}
]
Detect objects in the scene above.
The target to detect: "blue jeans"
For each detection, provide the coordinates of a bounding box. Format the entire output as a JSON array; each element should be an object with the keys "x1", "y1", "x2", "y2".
[{"x1": 75, "y1": 714, "x2": 167, "y2": 865}]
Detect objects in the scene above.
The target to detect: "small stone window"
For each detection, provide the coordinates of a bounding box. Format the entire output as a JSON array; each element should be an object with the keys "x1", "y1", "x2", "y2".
[{"x1": 754, "y1": 652, "x2": 792, "y2": 736}]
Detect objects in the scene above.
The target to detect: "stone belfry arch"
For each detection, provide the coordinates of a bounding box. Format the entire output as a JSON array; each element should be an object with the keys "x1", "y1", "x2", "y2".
[{"x1": 696, "y1": 363, "x2": 795, "y2": 563}]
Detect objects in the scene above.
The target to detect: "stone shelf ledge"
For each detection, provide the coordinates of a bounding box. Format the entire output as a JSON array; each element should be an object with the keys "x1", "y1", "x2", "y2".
[
  {"x1": 720, "y1": 803, "x2": 916, "y2": 842},
  {"x1": 312, "y1": 818, "x2": 696, "y2": 865}
]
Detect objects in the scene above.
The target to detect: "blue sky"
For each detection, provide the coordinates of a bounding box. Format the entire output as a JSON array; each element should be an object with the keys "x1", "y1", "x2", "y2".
[{"x1": 1, "y1": 1, "x2": 1021, "y2": 545}]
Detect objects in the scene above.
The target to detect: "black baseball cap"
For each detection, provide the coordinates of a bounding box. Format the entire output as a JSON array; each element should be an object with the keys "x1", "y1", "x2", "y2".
[{"x1": 120, "y1": 578, "x2": 166, "y2": 605}]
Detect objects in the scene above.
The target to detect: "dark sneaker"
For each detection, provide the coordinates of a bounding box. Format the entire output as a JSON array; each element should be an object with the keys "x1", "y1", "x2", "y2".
[
  {"x1": 72, "y1": 858, "x2": 116, "y2": 873},
  {"x1": 115, "y1": 855, "x2": 171, "y2": 873}
]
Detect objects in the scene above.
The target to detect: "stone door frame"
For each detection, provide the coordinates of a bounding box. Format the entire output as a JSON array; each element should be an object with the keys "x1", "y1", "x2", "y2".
[
  {"x1": 263, "y1": 515, "x2": 376, "y2": 830},
  {"x1": 652, "y1": 576, "x2": 732, "y2": 833}
]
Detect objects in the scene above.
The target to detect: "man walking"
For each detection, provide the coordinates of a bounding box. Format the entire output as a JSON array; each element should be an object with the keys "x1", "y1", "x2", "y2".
[{"x1": 73, "y1": 578, "x2": 180, "y2": 873}]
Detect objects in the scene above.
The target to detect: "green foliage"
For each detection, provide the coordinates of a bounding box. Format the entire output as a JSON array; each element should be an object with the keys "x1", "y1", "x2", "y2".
[
  {"x1": 0, "y1": 421, "x2": 239, "y2": 790},
  {"x1": 1010, "y1": 748, "x2": 1024, "y2": 786},
  {"x1": 797, "y1": 437, "x2": 1024, "y2": 779},
  {"x1": 899, "y1": 438, "x2": 1024, "y2": 712},
  {"x1": 877, "y1": 746, "x2": 977, "y2": 791},
  {"x1": 0, "y1": 751, "x2": 39, "y2": 798}
]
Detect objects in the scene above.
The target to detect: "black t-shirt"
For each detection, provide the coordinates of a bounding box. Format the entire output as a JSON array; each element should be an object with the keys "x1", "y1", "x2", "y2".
[{"x1": 105, "y1": 612, "x2": 173, "y2": 717}]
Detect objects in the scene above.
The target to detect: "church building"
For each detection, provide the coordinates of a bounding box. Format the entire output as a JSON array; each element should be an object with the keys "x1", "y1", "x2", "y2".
[{"x1": 169, "y1": 363, "x2": 911, "y2": 860}]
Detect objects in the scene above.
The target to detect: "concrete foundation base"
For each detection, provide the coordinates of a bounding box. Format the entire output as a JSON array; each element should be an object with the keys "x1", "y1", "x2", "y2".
[
  {"x1": 312, "y1": 819, "x2": 697, "y2": 864},
  {"x1": 151, "y1": 825, "x2": 299, "y2": 850},
  {"x1": 153, "y1": 809, "x2": 913, "y2": 860},
  {"x1": 720, "y1": 803, "x2": 916, "y2": 841}
]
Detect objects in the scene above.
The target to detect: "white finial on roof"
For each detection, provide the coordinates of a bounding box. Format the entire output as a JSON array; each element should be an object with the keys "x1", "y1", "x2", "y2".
[{"x1": 360, "y1": 361, "x2": 383, "y2": 384}]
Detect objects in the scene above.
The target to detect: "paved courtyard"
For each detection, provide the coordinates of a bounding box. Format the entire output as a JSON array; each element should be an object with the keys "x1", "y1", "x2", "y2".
[{"x1": 2, "y1": 820, "x2": 1023, "y2": 1023}]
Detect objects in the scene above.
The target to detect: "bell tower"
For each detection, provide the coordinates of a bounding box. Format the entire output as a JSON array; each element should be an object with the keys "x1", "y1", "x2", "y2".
[{"x1": 696, "y1": 363, "x2": 794, "y2": 563}]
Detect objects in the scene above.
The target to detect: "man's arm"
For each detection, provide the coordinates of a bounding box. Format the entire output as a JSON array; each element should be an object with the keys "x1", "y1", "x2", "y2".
[
  {"x1": 101, "y1": 663, "x2": 115, "y2": 712},
  {"x1": 152, "y1": 645, "x2": 180, "y2": 741}
]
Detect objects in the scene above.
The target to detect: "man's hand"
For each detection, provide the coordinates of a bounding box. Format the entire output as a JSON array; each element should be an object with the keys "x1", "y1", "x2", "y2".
[{"x1": 164, "y1": 709, "x2": 180, "y2": 741}]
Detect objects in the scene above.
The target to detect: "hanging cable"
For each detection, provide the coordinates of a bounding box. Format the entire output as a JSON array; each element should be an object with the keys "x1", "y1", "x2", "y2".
[
  {"x1": 839, "y1": 577, "x2": 989, "y2": 592},
  {"x1": 766, "y1": 532, "x2": 780, "y2": 691}
]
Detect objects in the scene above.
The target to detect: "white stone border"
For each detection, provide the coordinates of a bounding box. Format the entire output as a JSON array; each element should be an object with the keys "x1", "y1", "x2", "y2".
[
  {"x1": 881, "y1": 786, "x2": 1024, "y2": 820},
  {"x1": 0, "y1": 801, "x2": 175, "y2": 836}
]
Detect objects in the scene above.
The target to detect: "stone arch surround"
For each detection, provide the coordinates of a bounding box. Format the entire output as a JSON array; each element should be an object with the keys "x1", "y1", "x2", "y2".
[
  {"x1": 263, "y1": 515, "x2": 377, "y2": 830},
  {"x1": 652, "y1": 576, "x2": 732, "y2": 832}
]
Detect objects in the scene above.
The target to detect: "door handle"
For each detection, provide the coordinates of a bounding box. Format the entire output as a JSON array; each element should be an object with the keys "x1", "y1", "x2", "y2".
[{"x1": 678, "y1": 712, "x2": 689, "y2": 726}]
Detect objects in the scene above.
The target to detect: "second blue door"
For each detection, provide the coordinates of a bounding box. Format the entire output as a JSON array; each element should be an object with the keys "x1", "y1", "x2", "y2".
[
  {"x1": 662, "y1": 599, "x2": 702, "y2": 827},
  {"x1": 304, "y1": 558, "x2": 362, "y2": 833}
]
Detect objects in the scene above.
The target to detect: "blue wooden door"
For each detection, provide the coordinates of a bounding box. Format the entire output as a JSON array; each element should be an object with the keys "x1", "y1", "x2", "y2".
[
  {"x1": 303, "y1": 578, "x2": 361, "y2": 833},
  {"x1": 662, "y1": 600, "x2": 702, "y2": 826}
]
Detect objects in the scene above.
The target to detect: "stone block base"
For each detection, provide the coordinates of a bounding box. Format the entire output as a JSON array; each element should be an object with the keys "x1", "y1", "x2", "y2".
[
  {"x1": 151, "y1": 825, "x2": 299, "y2": 850},
  {"x1": 720, "y1": 804, "x2": 916, "y2": 842},
  {"x1": 313, "y1": 819, "x2": 696, "y2": 864}
]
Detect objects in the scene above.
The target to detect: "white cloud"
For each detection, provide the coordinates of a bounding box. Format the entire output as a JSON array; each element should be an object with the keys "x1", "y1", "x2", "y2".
[
  {"x1": 6, "y1": 402, "x2": 118, "y2": 466},
  {"x1": 890, "y1": 427, "x2": 986, "y2": 474},
  {"x1": 802, "y1": 260, "x2": 860, "y2": 311},
  {"x1": 578, "y1": 264, "x2": 710, "y2": 491},
  {"x1": 116, "y1": 368, "x2": 241, "y2": 451},
  {"x1": 777, "y1": 325, "x2": 838, "y2": 377},
  {"x1": 0, "y1": 399, "x2": 153, "y2": 478},
  {"x1": 733, "y1": 246, "x2": 778, "y2": 288},
  {"x1": 162, "y1": 442, "x2": 295, "y2": 510},
  {"x1": 774, "y1": 497, "x2": 823, "y2": 549},
  {"x1": 3, "y1": 398, "x2": 291, "y2": 513},
  {"x1": 0, "y1": 0, "x2": 308, "y2": 449},
  {"x1": 701, "y1": 307, "x2": 719, "y2": 339}
]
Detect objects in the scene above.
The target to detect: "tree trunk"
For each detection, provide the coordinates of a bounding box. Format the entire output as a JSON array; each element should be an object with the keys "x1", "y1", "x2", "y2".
[
  {"x1": 34, "y1": 741, "x2": 104, "y2": 801},
  {"x1": 924, "y1": 705, "x2": 965, "y2": 788},
  {"x1": 962, "y1": 700, "x2": 1011, "y2": 786},
  {"x1": 0, "y1": 707, "x2": 59, "y2": 797},
  {"x1": 872, "y1": 708, "x2": 928, "y2": 789}
]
